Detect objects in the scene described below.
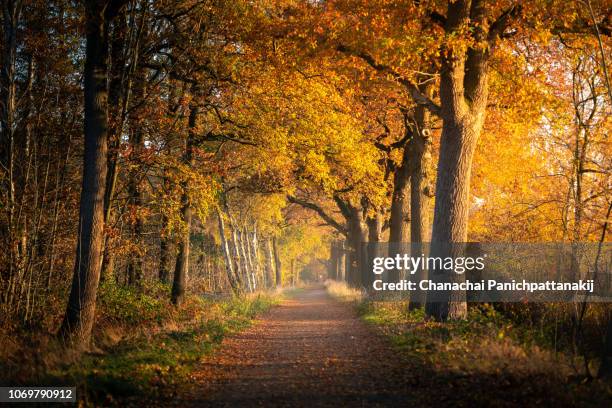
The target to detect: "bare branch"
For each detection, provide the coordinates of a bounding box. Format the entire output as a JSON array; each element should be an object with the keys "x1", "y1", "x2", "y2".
[
  {"x1": 337, "y1": 45, "x2": 442, "y2": 116},
  {"x1": 287, "y1": 196, "x2": 348, "y2": 236}
]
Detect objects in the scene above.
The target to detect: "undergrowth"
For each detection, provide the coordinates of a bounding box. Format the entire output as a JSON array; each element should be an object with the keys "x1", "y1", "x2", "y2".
[
  {"x1": 0, "y1": 282, "x2": 282, "y2": 406},
  {"x1": 327, "y1": 281, "x2": 612, "y2": 406}
]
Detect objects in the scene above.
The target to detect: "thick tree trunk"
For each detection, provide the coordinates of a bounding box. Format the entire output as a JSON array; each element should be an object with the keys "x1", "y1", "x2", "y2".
[
  {"x1": 407, "y1": 97, "x2": 433, "y2": 309},
  {"x1": 388, "y1": 152, "x2": 410, "y2": 246},
  {"x1": 171, "y1": 101, "x2": 197, "y2": 305},
  {"x1": 272, "y1": 237, "x2": 282, "y2": 287},
  {"x1": 346, "y1": 207, "x2": 367, "y2": 288},
  {"x1": 425, "y1": 114, "x2": 482, "y2": 319},
  {"x1": 365, "y1": 214, "x2": 382, "y2": 290},
  {"x1": 387, "y1": 149, "x2": 410, "y2": 284},
  {"x1": 425, "y1": 0, "x2": 492, "y2": 321},
  {"x1": 329, "y1": 242, "x2": 338, "y2": 280},
  {"x1": 59, "y1": 3, "x2": 112, "y2": 347}
]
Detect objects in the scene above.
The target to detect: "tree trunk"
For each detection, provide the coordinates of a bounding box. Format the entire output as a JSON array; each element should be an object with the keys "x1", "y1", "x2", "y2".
[
  {"x1": 171, "y1": 99, "x2": 197, "y2": 305},
  {"x1": 159, "y1": 228, "x2": 171, "y2": 283},
  {"x1": 237, "y1": 227, "x2": 252, "y2": 292},
  {"x1": 228, "y1": 217, "x2": 245, "y2": 288},
  {"x1": 59, "y1": 2, "x2": 113, "y2": 347},
  {"x1": 388, "y1": 148, "x2": 411, "y2": 246},
  {"x1": 100, "y1": 12, "x2": 131, "y2": 282},
  {"x1": 272, "y1": 237, "x2": 282, "y2": 287},
  {"x1": 425, "y1": 113, "x2": 482, "y2": 319},
  {"x1": 217, "y1": 209, "x2": 240, "y2": 294},
  {"x1": 264, "y1": 238, "x2": 275, "y2": 288},
  {"x1": 126, "y1": 127, "x2": 144, "y2": 285},
  {"x1": 425, "y1": 0, "x2": 491, "y2": 321},
  {"x1": 338, "y1": 241, "x2": 346, "y2": 282},
  {"x1": 346, "y1": 206, "x2": 367, "y2": 288},
  {"x1": 365, "y1": 214, "x2": 382, "y2": 290},
  {"x1": 250, "y1": 228, "x2": 262, "y2": 289},
  {"x1": 407, "y1": 92, "x2": 434, "y2": 309},
  {"x1": 329, "y1": 242, "x2": 338, "y2": 280}
]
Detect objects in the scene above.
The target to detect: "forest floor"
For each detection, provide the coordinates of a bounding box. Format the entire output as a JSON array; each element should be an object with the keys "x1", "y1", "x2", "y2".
[{"x1": 163, "y1": 286, "x2": 610, "y2": 408}]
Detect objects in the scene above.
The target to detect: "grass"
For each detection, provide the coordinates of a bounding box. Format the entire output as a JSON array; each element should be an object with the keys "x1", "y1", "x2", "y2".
[
  {"x1": 325, "y1": 279, "x2": 363, "y2": 302},
  {"x1": 0, "y1": 283, "x2": 282, "y2": 406}
]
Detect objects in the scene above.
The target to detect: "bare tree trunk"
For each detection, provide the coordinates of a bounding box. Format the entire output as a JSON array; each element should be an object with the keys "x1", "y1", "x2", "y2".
[
  {"x1": 264, "y1": 238, "x2": 275, "y2": 288},
  {"x1": 273, "y1": 237, "x2": 282, "y2": 287},
  {"x1": 250, "y1": 227, "x2": 262, "y2": 289},
  {"x1": 60, "y1": 1, "x2": 126, "y2": 347},
  {"x1": 338, "y1": 241, "x2": 346, "y2": 282},
  {"x1": 217, "y1": 209, "x2": 240, "y2": 294},
  {"x1": 171, "y1": 98, "x2": 197, "y2": 305},
  {"x1": 228, "y1": 217, "x2": 245, "y2": 288},
  {"x1": 237, "y1": 227, "x2": 252, "y2": 292},
  {"x1": 243, "y1": 226, "x2": 256, "y2": 290}
]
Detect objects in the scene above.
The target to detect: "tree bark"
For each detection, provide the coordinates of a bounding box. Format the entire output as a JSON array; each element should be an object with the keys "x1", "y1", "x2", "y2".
[
  {"x1": 329, "y1": 242, "x2": 338, "y2": 280},
  {"x1": 60, "y1": 1, "x2": 124, "y2": 348},
  {"x1": 217, "y1": 209, "x2": 241, "y2": 294},
  {"x1": 126, "y1": 127, "x2": 144, "y2": 285},
  {"x1": 171, "y1": 97, "x2": 197, "y2": 305},
  {"x1": 264, "y1": 238, "x2": 275, "y2": 288},
  {"x1": 426, "y1": 0, "x2": 491, "y2": 320},
  {"x1": 272, "y1": 236, "x2": 282, "y2": 287},
  {"x1": 407, "y1": 91, "x2": 434, "y2": 309},
  {"x1": 338, "y1": 241, "x2": 346, "y2": 282},
  {"x1": 388, "y1": 147, "x2": 411, "y2": 247},
  {"x1": 365, "y1": 214, "x2": 382, "y2": 290},
  {"x1": 346, "y1": 205, "x2": 368, "y2": 288}
]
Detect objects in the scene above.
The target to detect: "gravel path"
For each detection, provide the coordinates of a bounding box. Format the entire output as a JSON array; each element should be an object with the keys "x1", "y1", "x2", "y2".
[{"x1": 182, "y1": 287, "x2": 413, "y2": 407}]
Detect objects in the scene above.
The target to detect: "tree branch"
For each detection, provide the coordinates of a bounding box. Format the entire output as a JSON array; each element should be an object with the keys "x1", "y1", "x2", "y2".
[
  {"x1": 287, "y1": 196, "x2": 348, "y2": 236},
  {"x1": 337, "y1": 45, "x2": 441, "y2": 116}
]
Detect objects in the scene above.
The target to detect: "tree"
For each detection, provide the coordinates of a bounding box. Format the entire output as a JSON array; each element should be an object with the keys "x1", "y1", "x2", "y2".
[{"x1": 59, "y1": 0, "x2": 128, "y2": 348}]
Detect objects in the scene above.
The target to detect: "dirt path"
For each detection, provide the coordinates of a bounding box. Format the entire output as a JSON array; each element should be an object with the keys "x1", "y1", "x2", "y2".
[{"x1": 180, "y1": 288, "x2": 413, "y2": 407}]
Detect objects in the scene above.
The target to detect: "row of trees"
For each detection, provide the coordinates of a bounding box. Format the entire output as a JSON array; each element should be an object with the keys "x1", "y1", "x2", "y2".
[{"x1": 0, "y1": 0, "x2": 610, "y2": 350}]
